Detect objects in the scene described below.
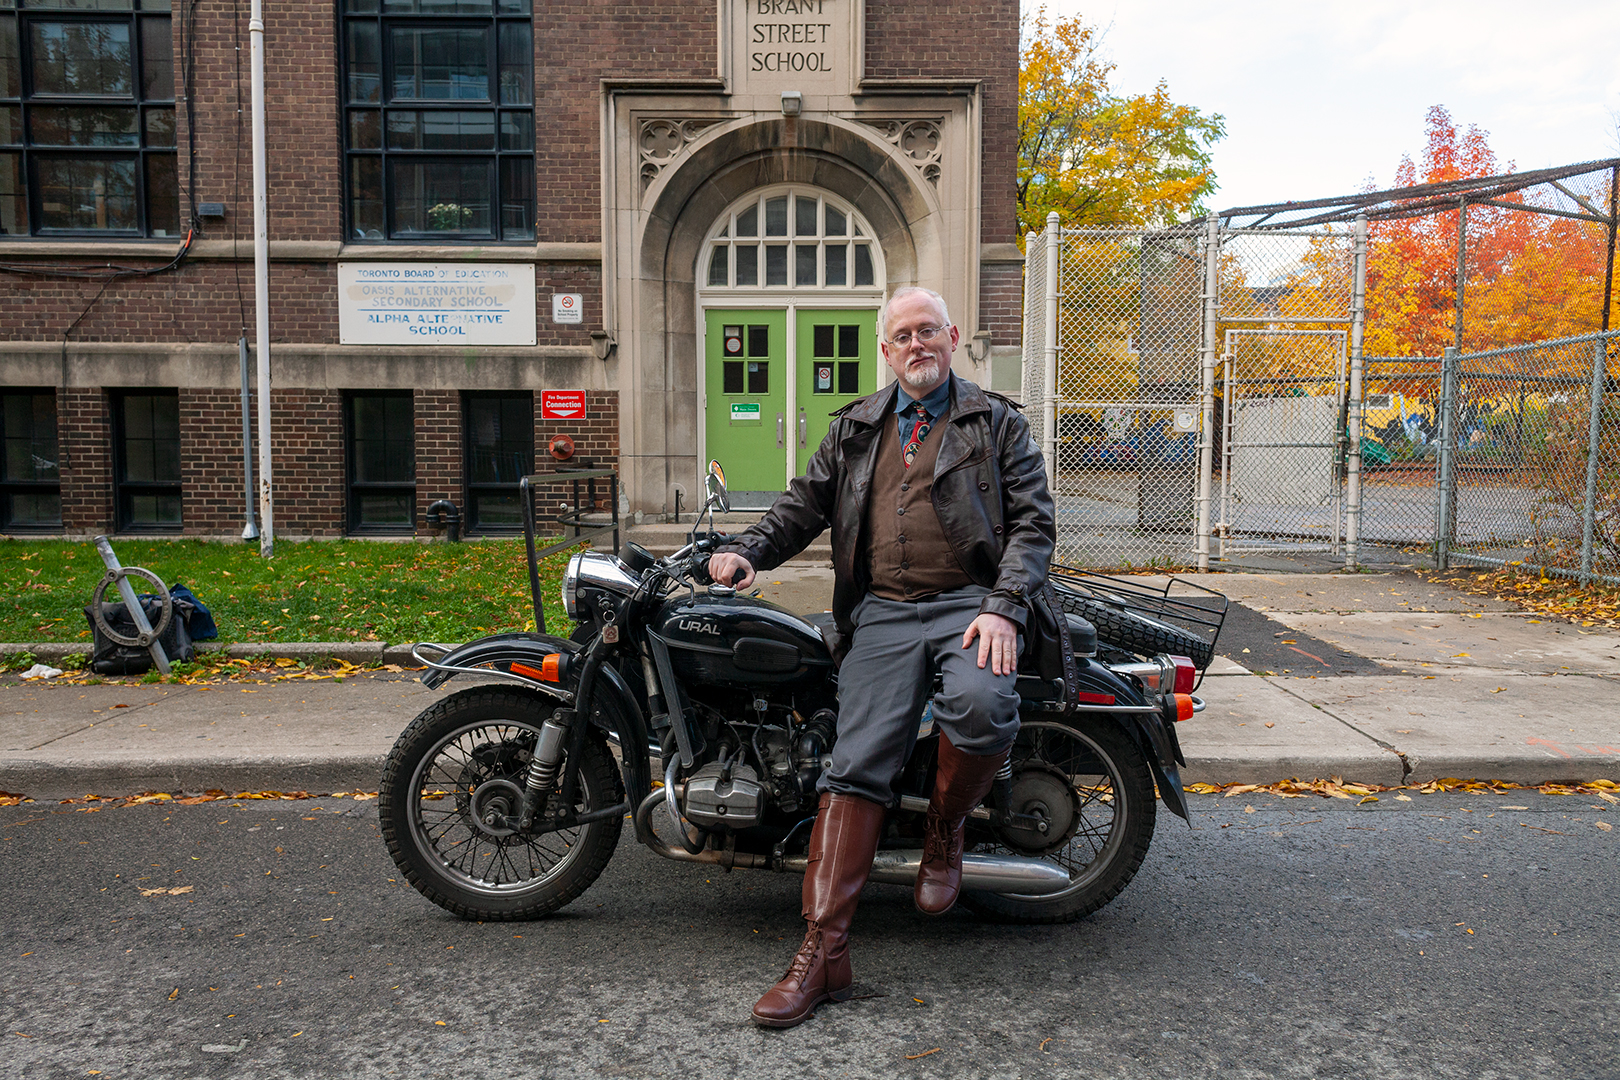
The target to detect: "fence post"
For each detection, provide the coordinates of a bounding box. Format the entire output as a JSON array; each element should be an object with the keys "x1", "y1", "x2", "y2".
[
  {"x1": 1578, "y1": 338, "x2": 1607, "y2": 584},
  {"x1": 1436, "y1": 345, "x2": 1459, "y2": 569},
  {"x1": 1043, "y1": 212, "x2": 1061, "y2": 478},
  {"x1": 1195, "y1": 216, "x2": 1221, "y2": 571},
  {"x1": 1345, "y1": 215, "x2": 1368, "y2": 570}
]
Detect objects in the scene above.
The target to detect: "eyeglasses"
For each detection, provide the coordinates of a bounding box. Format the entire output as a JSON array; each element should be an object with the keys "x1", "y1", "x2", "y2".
[{"x1": 886, "y1": 325, "x2": 946, "y2": 348}]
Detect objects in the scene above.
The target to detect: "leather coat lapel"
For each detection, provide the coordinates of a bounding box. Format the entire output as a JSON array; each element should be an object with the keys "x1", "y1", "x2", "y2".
[{"x1": 933, "y1": 378, "x2": 992, "y2": 479}]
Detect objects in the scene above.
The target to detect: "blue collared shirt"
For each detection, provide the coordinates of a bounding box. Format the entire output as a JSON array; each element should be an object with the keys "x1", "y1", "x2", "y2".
[{"x1": 894, "y1": 376, "x2": 951, "y2": 444}]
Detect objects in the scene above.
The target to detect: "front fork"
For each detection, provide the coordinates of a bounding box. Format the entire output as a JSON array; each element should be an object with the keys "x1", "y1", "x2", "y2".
[{"x1": 515, "y1": 716, "x2": 571, "y2": 831}]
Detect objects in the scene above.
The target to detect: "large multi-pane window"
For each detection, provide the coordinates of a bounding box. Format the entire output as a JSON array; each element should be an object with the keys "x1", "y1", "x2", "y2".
[
  {"x1": 0, "y1": 0, "x2": 178, "y2": 238},
  {"x1": 340, "y1": 0, "x2": 534, "y2": 242},
  {"x1": 346, "y1": 390, "x2": 415, "y2": 532},
  {"x1": 113, "y1": 389, "x2": 181, "y2": 531},
  {"x1": 703, "y1": 188, "x2": 879, "y2": 291},
  {"x1": 1, "y1": 388, "x2": 60, "y2": 530},
  {"x1": 463, "y1": 390, "x2": 531, "y2": 532}
]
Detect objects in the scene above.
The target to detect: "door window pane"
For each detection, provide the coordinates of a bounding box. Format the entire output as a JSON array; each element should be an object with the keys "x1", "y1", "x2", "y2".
[
  {"x1": 747, "y1": 325, "x2": 769, "y2": 356},
  {"x1": 746, "y1": 361, "x2": 768, "y2": 394},
  {"x1": 735, "y1": 204, "x2": 756, "y2": 236},
  {"x1": 812, "y1": 324, "x2": 833, "y2": 357},
  {"x1": 854, "y1": 244, "x2": 874, "y2": 286},
  {"x1": 795, "y1": 195, "x2": 816, "y2": 237}
]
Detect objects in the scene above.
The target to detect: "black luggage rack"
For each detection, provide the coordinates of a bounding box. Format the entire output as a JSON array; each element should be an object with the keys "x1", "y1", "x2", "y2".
[{"x1": 1047, "y1": 564, "x2": 1229, "y2": 677}]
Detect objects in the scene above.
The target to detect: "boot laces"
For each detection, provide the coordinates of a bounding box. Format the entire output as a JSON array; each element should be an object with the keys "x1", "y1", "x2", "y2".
[
  {"x1": 780, "y1": 926, "x2": 824, "y2": 987},
  {"x1": 922, "y1": 812, "x2": 956, "y2": 863}
]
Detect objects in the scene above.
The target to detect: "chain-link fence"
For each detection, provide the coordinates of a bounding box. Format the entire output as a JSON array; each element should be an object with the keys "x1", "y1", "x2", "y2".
[
  {"x1": 1440, "y1": 331, "x2": 1620, "y2": 582},
  {"x1": 1022, "y1": 217, "x2": 1618, "y2": 580}
]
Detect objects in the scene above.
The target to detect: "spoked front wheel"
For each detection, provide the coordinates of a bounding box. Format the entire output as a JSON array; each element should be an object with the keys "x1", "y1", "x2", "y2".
[
  {"x1": 961, "y1": 717, "x2": 1156, "y2": 924},
  {"x1": 379, "y1": 687, "x2": 623, "y2": 920}
]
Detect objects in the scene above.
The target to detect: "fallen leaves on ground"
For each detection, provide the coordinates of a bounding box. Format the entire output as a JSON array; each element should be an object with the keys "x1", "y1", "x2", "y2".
[
  {"x1": 1184, "y1": 776, "x2": 1618, "y2": 799},
  {"x1": 1427, "y1": 567, "x2": 1620, "y2": 628},
  {"x1": 40, "y1": 789, "x2": 381, "y2": 810}
]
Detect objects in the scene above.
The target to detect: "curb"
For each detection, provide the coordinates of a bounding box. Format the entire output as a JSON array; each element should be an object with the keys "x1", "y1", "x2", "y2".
[
  {"x1": 1, "y1": 641, "x2": 422, "y2": 667},
  {"x1": 0, "y1": 758, "x2": 387, "y2": 803}
]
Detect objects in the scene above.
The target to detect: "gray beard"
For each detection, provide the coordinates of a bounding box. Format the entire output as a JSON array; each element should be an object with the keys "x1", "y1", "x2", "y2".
[{"x1": 900, "y1": 358, "x2": 942, "y2": 391}]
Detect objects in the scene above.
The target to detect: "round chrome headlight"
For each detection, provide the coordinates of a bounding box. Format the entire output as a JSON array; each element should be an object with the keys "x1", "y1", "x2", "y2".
[{"x1": 562, "y1": 552, "x2": 584, "y2": 621}]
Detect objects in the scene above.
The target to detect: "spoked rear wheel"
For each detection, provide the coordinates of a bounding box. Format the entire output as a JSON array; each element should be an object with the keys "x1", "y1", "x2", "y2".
[
  {"x1": 960, "y1": 717, "x2": 1156, "y2": 924},
  {"x1": 379, "y1": 687, "x2": 622, "y2": 920}
]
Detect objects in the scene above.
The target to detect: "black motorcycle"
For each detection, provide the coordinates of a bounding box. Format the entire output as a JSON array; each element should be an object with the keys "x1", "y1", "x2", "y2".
[{"x1": 379, "y1": 464, "x2": 1225, "y2": 924}]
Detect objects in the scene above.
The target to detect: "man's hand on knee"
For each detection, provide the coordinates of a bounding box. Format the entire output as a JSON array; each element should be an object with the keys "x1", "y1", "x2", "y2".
[
  {"x1": 962, "y1": 612, "x2": 1019, "y2": 676},
  {"x1": 707, "y1": 552, "x2": 755, "y2": 590}
]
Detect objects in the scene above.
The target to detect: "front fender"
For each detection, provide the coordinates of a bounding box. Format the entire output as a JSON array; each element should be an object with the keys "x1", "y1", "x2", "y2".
[{"x1": 413, "y1": 633, "x2": 652, "y2": 805}]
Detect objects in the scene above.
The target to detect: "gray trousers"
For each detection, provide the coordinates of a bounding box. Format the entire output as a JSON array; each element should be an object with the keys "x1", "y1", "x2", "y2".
[{"x1": 822, "y1": 586, "x2": 1021, "y2": 806}]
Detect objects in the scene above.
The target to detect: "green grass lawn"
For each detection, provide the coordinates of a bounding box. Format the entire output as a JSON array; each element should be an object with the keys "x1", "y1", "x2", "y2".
[{"x1": 3, "y1": 537, "x2": 579, "y2": 647}]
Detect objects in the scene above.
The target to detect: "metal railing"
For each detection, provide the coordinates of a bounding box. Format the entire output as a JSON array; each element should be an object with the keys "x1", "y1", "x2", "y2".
[{"x1": 520, "y1": 466, "x2": 620, "y2": 633}]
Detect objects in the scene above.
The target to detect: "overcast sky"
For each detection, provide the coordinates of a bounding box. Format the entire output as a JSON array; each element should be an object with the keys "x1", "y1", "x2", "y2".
[{"x1": 1039, "y1": 0, "x2": 1620, "y2": 211}]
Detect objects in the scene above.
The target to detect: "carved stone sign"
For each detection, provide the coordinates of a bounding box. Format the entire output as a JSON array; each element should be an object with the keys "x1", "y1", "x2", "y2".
[{"x1": 729, "y1": 0, "x2": 858, "y2": 97}]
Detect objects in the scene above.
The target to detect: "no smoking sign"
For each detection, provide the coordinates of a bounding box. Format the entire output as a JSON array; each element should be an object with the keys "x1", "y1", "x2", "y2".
[{"x1": 551, "y1": 293, "x2": 583, "y2": 324}]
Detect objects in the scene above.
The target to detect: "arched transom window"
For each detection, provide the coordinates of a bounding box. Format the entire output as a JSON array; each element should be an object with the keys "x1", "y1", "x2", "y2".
[{"x1": 702, "y1": 187, "x2": 884, "y2": 292}]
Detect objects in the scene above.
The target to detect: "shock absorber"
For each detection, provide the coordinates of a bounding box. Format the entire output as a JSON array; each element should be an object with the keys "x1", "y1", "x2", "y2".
[
  {"x1": 517, "y1": 716, "x2": 571, "y2": 830},
  {"x1": 991, "y1": 755, "x2": 1014, "y2": 822}
]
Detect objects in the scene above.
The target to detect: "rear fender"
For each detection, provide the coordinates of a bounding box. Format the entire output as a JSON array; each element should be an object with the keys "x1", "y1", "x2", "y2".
[
  {"x1": 1072, "y1": 658, "x2": 1191, "y2": 822},
  {"x1": 414, "y1": 633, "x2": 651, "y2": 804}
]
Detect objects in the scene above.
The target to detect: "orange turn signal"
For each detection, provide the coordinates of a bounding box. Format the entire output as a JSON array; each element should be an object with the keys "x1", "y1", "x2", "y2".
[
  {"x1": 1172, "y1": 693, "x2": 1196, "y2": 722},
  {"x1": 510, "y1": 655, "x2": 565, "y2": 682}
]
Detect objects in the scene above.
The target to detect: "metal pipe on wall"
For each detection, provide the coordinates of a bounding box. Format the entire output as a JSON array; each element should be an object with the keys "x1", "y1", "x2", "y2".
[
  {"x1": 1344, "y1": 215, "x2": 1368, "y2": 569},
  {"x1": 250, "y1": 0, "x2": 274, "y2": 557},
  {"x1": 237, "y1": 337, "x2": 259, "y2": 541},
  {"x1": 1194, "y1": 215, "x2": 1221, "y2": 571}
]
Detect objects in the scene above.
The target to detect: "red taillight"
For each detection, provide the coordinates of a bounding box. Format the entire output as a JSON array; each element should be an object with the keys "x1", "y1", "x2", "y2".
[
  {"x1": 1169, "y1": 655, "x2": 1196, "y2": 695},
  {"x1": 1172, "y1": 693, "x2": 1196, "y2": 722}
]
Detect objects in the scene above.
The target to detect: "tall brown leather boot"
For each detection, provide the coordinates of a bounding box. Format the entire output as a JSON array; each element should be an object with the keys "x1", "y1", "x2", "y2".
[
  {"x1": 915, "y1": 732, "x2": 1004, "y2": 915},
  {"x1": 752, "y1": 792, "x2": 885, "y2": 1029}
]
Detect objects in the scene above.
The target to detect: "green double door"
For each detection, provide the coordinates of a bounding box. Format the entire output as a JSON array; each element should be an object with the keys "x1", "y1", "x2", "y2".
[{"x1": 704, "y1": 307, "x2": 879, "y2": 507}]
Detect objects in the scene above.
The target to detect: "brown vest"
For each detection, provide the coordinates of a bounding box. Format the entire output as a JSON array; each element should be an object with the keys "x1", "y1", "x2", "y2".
[{"x1": 864, "y1": 407, "x2": 975, "y2": 601}]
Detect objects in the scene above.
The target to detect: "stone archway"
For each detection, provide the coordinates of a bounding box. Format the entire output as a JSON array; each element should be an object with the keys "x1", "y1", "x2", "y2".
[{"x1": 620, "y1": 115, "x2": 944, "y2": 516}]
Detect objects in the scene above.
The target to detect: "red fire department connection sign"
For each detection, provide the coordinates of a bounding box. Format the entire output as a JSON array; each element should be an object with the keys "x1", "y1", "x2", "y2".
[{"x1": 541, "y1": 390, "x2": 587, "y2": 420}]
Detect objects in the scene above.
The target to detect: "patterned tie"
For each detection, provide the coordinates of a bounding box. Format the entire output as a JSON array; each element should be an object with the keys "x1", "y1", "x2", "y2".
[{"x1": 902, "y1": 401, "x2": 932, "y2": 469}]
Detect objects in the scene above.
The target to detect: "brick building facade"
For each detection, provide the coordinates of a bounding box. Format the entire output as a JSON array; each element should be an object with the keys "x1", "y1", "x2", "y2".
[{"x1": 0, "y1": 0, "x2": 1021, "y2": 539}]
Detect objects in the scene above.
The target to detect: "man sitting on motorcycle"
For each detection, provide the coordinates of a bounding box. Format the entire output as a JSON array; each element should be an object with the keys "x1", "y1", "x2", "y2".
[{"x1": 708, "y1": 285, "x2": 1056, "y2": 1028}]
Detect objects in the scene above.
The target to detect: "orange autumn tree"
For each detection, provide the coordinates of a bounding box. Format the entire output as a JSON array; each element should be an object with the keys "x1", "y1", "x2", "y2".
[{"x1": 1364, "y1": 106, "x2": 1618, "y2": 357}]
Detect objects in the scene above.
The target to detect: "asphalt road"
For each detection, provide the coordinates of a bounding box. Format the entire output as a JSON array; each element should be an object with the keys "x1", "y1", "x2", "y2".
[{"x1": 1, "y1": 795, "x2": 1614, "y2": 1080}]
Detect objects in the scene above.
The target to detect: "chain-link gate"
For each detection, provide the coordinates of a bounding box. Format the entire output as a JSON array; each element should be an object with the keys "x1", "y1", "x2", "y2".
[{"x1": 1023, "y1": 223, "x2": 1207, "y2": 567}]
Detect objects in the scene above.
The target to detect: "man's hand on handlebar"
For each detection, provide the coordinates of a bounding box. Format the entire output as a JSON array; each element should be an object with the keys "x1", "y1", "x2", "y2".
[{"x1": 706, "y1": 551, "x2": 755, "y2": 590}]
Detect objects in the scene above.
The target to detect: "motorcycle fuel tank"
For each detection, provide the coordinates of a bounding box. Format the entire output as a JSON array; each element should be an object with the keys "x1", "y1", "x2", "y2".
[{"x1": 653, "y1": 593, "x2": 834, "y2": 687}]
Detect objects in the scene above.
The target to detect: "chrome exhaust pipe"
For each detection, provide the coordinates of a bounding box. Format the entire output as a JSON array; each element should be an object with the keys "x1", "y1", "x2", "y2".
[{"x1": 780, "y1": 849, "x2": 1072, "y2": 896}]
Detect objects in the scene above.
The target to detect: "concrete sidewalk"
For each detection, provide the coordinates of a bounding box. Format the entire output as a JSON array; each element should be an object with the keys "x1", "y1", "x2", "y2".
[{"x1": 2, "y1": 570, "x2": 1615, "y2": 800}]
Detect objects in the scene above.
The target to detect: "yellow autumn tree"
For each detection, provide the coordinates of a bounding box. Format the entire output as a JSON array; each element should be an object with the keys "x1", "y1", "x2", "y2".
[{"x1": 1018, "y1": 8, "x2": 1225, "y2": 236}]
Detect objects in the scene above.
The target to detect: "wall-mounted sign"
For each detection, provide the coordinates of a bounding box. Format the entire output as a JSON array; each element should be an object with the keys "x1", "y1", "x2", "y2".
[
  {"x1": 541, "y1": 390, "x2": 588, "y2": 420},
  {"x1": 552, "y1": 292, "x2": 583, "y2": 324},
  {"x1": 730, "y1": 402, "x2": 761, "y2": 421},
  {"x1": 338, "y1": 262, "x2": 536, "y2": 346}
]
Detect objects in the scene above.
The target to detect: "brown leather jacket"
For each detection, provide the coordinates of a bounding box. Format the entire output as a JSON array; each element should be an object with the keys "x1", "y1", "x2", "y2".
[{"x1": 719, "y1": 376, "x2": 1056, "y2": 661}]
